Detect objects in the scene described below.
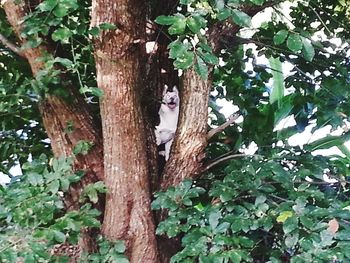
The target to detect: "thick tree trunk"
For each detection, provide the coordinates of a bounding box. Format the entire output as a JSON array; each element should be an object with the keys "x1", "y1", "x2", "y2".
[
  {"x1": 3, "y1": 0, "x2": 104, "y2": 253},
  {"x1": 91, "y1": 0, "x2": 159, "y2": 262}
]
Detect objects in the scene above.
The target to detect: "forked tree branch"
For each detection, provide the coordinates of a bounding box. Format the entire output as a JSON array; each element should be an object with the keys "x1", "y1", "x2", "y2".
[
  {"x1": 0, "y1": 33, "x2": 23, "y2": 57},
  {"x1": 207, "y1": 113, "x2": 239, "y2": 140}
]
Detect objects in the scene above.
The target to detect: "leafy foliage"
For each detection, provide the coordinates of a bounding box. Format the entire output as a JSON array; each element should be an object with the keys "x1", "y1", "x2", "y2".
[
  {"x1": 151, "y1": 0, "x2": 350, "y2": 262},
  {"x1": 153, "y1": 154, "x2": 350, "y2": 262},
  {"x1": 1, "y1": 0, "x2": 350, "y2": 261},
  {"x1": 0, "y1": 155, "x2": 97, "y2": 261}
]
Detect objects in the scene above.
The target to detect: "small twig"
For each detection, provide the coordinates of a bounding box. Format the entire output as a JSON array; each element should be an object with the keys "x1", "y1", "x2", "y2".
[
  {"x1": 309, "y1": 6, "x2": 332, "y2": 35},
  {"x1": 203, "y1": 153, "x2": 248, "y2": 171},
  {"x1": 207, "y1": 113, "x2": 239, "y2": 140},
  {"x1": 0, "y1": 33, "x2": 23, "y2": 57}
]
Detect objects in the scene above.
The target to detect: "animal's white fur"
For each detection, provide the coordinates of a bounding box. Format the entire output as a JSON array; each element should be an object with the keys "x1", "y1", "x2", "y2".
[{"x1": 155, "y1": 85, "x2": 179, "y2": 160}]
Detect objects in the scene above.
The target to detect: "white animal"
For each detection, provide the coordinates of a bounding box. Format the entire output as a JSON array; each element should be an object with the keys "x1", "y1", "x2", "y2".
[{"x1": 155, "y1": 85, "x2": 180, "y2": 160}]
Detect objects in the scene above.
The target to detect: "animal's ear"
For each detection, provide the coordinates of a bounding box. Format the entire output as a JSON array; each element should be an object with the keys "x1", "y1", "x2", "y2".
[
  {"x1": 162, "y1": 84, "x2": 168, "y2": 95},
  {"x1": 173, "y1": 86, "x2": 179, "y2": 94}
]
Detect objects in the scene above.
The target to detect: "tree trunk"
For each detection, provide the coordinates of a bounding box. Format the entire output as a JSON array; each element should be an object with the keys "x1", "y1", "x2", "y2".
[
  {"x1": 91, "y1": 0, "x2": 159, "y2": 261},
  {"x1": 161, "y1": 68, "x2": 211, "y2": 189},
  {"x1": 3, "y1": 0, "x2": 104, "y2": 253}
]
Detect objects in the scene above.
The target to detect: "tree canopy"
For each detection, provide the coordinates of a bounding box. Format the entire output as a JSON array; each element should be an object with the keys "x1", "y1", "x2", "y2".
[{"x1": 1, "y1": 0, "x2": 350, "y2": 262}]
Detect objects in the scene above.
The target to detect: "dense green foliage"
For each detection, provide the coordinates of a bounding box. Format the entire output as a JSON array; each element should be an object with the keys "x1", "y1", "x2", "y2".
[{"x1": 1, "y1": 0, "x2": 350, "y2": 262}]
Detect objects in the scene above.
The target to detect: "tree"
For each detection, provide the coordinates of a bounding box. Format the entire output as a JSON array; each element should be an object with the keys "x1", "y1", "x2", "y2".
[{"x1": 1, "y1": 0, "x2": 350, "y2": 262}]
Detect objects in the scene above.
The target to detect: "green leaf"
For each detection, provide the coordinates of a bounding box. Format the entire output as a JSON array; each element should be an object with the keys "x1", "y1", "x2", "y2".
[
  {"x1": 200, "y1": 52, "x2": 219, "y2": 65},
  {"x1": 283, "y1": 216, "x2": 298, "y2": 234},
  {"x1": 169, "y1": 40, "x2": 188, "y2": 59},
  {"x1": 53, "y1": 230, "x2": 66, "y2": 243},
  {"x1": 305, "y1": 133, "x2": 350, "y2": 151},
  {"x1": 73, "y1": 140, "x2": 93, "y2": 155},
  {"x1": 217, "y1": 9, "x2": 231, "y2": 21},
  {"x1": 54, "y1": 57, "x2": 73, "y2": 68},
  {"x1": 186, "y1": 15, "x2": 206, "y2": 33},
  {"x1": 53, "y1": 4, "x2": 69, "y2": 17},
  {"x1": 37, "y1": 0, "x2": 58, "y2": 12},
  {"x1": 194, "y1": 56, "x2": 208, "y2": 80},
  {"x1": 269, "y1": 57, "x2": 285, "y2": 106},
  {"x1": 229, "y1": 251, "x2": 242, "y2": 263},
  {"x1": 52, "y1": 27, "x2": 72, "y2": 43},
  {"x1": 231, "y1": 9, "x2": 251, "y2": 27},
  {"x1": 47, "y1": 180, "x2": 60, "y2": 194},
  {"x1": 301, "y1": 37, "x2": 315, "y2": 61},
  {"x1": 99, "y1": 23, "x2": 118, "y2": 30},
  {"x1": 173, "y1": 51, "x2": 194, "y2": 69},
  {"x1": 287, "y1": 33, "x2": 303, "y2": 52},
  {"x1": 168, "y1": 15, "x2": 187, "y2": 35},
  {"x1": 27, "y1": 172, "x2": 43, "y2": 186},
  {"x1": 114, "y1": 240, "x2": 126, "y2": 253},
  {"x1": 155, "y1": 15, "x2": 179, "y2": 25},
  {"x1": 285, "y1": 233, "x2": 299, "y2": 248},
  {"x1": 277, "y1": 211, "x2": 293, "y2": 223},
  {"x1": 209, "y1": 210, "x2": 221, "y2": 230},
  {"x1": 273, "y1": 29, "x2": 289, "y2": 45}
]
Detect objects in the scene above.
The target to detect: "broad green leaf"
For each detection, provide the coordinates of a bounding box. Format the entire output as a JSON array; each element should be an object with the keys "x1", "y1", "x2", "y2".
[
  {"x1": 155, "y1": 15, "x2": 178, "y2": 25},
  {"x1": 209, "y1": 210, "x2": 221, "y2": 230},
  {"x1": 229, "y1": 251, "x2": 242, "y2": 263},
  {"x1": 187, "y1": 15, "x2": 206, "y2": 33},
  {"x1": 168, "y1": 15, "x2": 186, "y2": 35},
  {"x1": 217, "y1": 9, "x2": 231, "y2": 21},
  {"x1": 54, "y1": 57, "x2": 73, "y2": 68},
  {"x1": 277, "y1": 211, "x2": 293, "y2": 223},
  {"x1": 173, "y1": 51, "x2": 194, "y2": 69},
  {"x1": 53, "y1": 230, "x2": 66, "y2": 243},
  {"x1": 52, "y1": 27, "x2": 72, "y2": 43},
  {"x1": 301, "y1": 37, "x2": 315, "y2": 61},
  {"x1": 305, "y1": 133, "x2": 350, "y2": 151},
  {"x1": 53, "y1": 4, "x2": 69, "y2": 17},
  {"x1": 283, "y1": 216, "x2": 298, "y2": 234},
  {"x1": 37, "y1": 0, "x2": 58, "y2": 12},
  {"x1": 47, "y1": 180, "x2": 60, "y2": 194},
  {"x1": 99, "y1": 23, "x2": 118, "y2": 30},
  {"x1": 231, "y1": 9, "x2": 251, "y2": 27},
  {"x1": 200, "y1": 51, "x2": 219, "y2": 65},
  {"x1": 114, "y1": 240, "x2": 126, "y2": 253},
  {"x1": 285, "y1": 233, "x2": 299, "y2": 248},
  {"x1": 287, "y1": 33, "x2": 303, "y2": 52},
  {"x1": 27, "y1": 172, "x2": 43, "y2": 186},
  {"x1": 338, "y1": 144, "x2": 350, "y2": 161},
  {"x1": 269, "y1": 57, "x2": 284, "y2": 106},
  {"x1": 273, "y1": 29, "x2": 289, "y2": 45},
  {"x1": 194, "y1": 56, "x2": 208, "y2": 80},
  {"x1": 169, "y1": 40, "x2": 190, "y2": 59}
]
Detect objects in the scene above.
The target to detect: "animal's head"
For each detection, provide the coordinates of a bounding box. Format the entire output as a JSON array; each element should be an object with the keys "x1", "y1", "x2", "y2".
[{"x1": 162, "y1": 85, "x2": 179, "y2": 110}]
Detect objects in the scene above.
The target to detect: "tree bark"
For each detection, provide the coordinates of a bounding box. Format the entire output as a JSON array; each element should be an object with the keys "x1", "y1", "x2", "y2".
[
  {"x1": 3, "y1": 0, "x2": 104, "y2": 253},
  {"x1": 91, "y1": 0, "x2": 159, "y2": 261},
  {"x1": 161, "y1": 68, "x2": 210, "y2": 189}
]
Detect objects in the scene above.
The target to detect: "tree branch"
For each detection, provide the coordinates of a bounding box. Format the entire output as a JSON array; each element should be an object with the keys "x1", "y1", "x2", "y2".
[
  {"x1": 203, "y1": 153, "x2": 248, "y2": 171},
  {"x1": 207, "y1": 113, "x2": 239, "y2": 140},
  {"x1": 0, "y1": 33, "x2": 23, "y2": 57}
]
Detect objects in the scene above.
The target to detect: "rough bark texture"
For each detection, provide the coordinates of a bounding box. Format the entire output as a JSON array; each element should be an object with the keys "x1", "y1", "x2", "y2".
[
  {"x1": 91, "y1": 0, "x2": 159, "y2": 262},
  {"x1": 161, "y1": 68, "x2": 211, "y2": 190},
  {"x1": 3, "y1": 0, "x2": 104, "y2": 253}
]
